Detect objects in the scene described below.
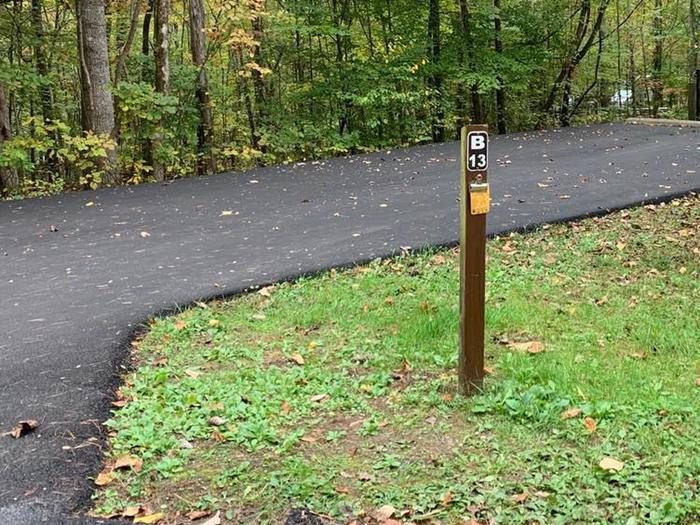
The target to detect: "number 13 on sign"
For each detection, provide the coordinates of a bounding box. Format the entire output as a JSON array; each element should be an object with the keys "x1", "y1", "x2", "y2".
[{"x1": 467, "y1": 131, "x2": 489, "y2": 171}]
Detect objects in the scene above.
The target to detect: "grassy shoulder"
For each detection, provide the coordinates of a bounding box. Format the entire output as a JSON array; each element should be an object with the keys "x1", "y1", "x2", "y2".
[{"x1": 94, "y1": 195, "x2": 700, "y2": 525}]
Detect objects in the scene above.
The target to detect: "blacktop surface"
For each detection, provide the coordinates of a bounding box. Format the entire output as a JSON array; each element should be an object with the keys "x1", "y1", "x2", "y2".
[{"x1": 0, "y1": 122, "x2": 698, "y2": 524}]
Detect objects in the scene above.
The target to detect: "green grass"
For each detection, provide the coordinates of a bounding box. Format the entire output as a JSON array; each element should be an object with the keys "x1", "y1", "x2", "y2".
[{"x1": 94, "y1": 195, "x2": 700, "y2": 525}]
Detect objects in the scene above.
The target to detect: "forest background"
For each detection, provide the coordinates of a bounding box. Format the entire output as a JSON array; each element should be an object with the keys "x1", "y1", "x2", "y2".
[{"x1": 0, "y1": 0, "x2": 698, "y2": 196}]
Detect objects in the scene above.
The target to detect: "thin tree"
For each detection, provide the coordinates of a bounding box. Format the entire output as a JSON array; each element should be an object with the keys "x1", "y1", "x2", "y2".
[
  {"x1": 30, "y1": 0, "x2": 53, "y2": 124},
  {"x1": 651, "y1": 0, "x2": 663, "y2": 117},
  {"x1": 494, "y1": 0, "x2": 506, "y2": 134},
  {"x1": 0, "y1": 83, "x2": 19, "y2": 191},
  {"x1": 152, "y1": 0, "x2": 170, "y2": 181},
  {"x1": 189, "y1": 0, "x2": 215, "y2": 174},
  {"x1": 689, "y1": 0, "x2": 698, "y2": 119},
  {"x1": 114, "y1": 0, "x2": 144, "y2": 84},
  {"x1": 540, "y1": 0, "x2": 612, "y2": 127},
  {"x1": 428, "y1": 0, "x2": 445, "y2": 141},
  {"x1": 76, "y1": 0, "x2": 119, "y2": 184},
  {"x1": 458, "y1": 0, "x2": 483, "y2": 125}
]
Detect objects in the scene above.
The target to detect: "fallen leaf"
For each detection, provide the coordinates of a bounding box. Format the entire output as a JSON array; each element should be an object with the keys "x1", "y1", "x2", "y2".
[
  {"x1": 384, "y1": 296, "x2": 395, "y2": 306},
  {"x1": 121, "y1": 506, "x2": 142, "y2": 517},
  {"x1": 134, "y1": 513, "x2": 165, "y2": 524},
  {"x1": 696, "y1": 377, "x2": 700, "y2": 387},
  {"x1": 208, "y1": 319, "x2": 221, "y2": 328},
  {"x1": 281, "y1": 401, "x2": 291, "y2": 414},
  {"x1": 512, "y1": 492, "x2": 529, "y2": 503},
  {"x1": 258, "y1": 286, "x2": 273, "y2": 297},
  {"x1": 174, "y1": 320, "x2": 187, "y2": 330},
  {"x1": 114, "y1": 454, "x2": 142, "y2": 472},
  {"x1": 85, "y1": 201, "x2": 94, "y2": 207},
  {"x1": 187, "y1": 510, "x2": 210, "y2": 520},
  {"x1": 208, "y1": 416, "x2": 226, "y2": 426},
  {"x1": 310, "y1": 393, "x2": 330, "y2": 403},
  {"x1": 508, "y1": 341, "x2": 545, "y2": 354},
  {"x1": 94, "y1": 469, "x2": 114, "y2": 486},
  {"x1": 335, "y1": 485, "x2": 351, "y2": 494},
  {"x1": 220, "y1": 210, "x2": 236, "y2": 217},
  {"x1": 371, "y1": 505, "x2": 396, "y2": 521},
  {"x1": 561, "y1": 408, "x2": 582, "y2": 419},
  {"x1": 185, "y1": 369, "x2": 202, "y2": 379},
  {"x1": 140, "y1": 231, "x2": 151, "y2": 238},
  {"x1": 599, "y1": 457, "x2": 624, "y2": 472},
  {"x1": 200, "y1": 511, "x2": 221, "y2": 525},
  {"x1": 290, "y1": 353, "x2": 305, "y2": 365},
  {"x1": 584, "y1": 417, "x2": 597, "y2": 434},
  {"x1": 431, "y1": 254, "x2": 447, "y2": 265},
  {"x1": 441, "y1": 491, "x2": 454, "y2": 506},
  {"x1": 8, "y1": 420, "x2": 39, "y2": 439}
]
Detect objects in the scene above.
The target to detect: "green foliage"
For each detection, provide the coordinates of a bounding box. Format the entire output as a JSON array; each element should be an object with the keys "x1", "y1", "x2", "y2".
[
  {"x1": 1, "y1": 0, "x2": 696, "y2": 196},
  {"x1": 0, "y1": 117, "x2": 115, "y2": 191}
]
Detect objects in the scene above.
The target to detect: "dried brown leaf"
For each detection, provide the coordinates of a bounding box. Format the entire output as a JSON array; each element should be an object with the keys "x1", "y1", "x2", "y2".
[
  {"x1": 508, "y1": 341, "x2": 545, "y2": 354},
  {"x1": 8, "y1": 420, "x2": 39, "y2": 439},
  {"x1": 512, "y1": 492, "x2": 529, "y2": 504},
  {"x1": 114, "y1": 454, "x2": 142, "y2": 472},
  {"x1": 599, "y1": 457, "x2": 624, "y2": 472},
  {"x1": 187, "y1": 510, "x2": 210, "y2": 520},
  {"x1": 371, "y1": 505, "x2": 396, "y2": 521},
  {"x1": 94, "y1": 469, "x2": 114, "y2": 486},
  {"x1": 561, "y1": 407, "x2": 582, "y2": 419},
  {"x1": 584, "y1": 417, "x2": 597, "y2": 434}
]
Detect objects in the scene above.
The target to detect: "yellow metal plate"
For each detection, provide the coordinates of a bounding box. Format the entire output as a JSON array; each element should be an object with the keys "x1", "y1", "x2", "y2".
[{"x1": 470, "y1": 190, "x2": 490, "y2": 215}]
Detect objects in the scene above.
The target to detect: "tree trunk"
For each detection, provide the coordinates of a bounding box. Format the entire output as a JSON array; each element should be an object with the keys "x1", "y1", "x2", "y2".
[
  {"x1": 427, "y1": 0, "x2": 444, "y2": 142},
  {"x1": 142, "y1": 0, "x2": 153, "y2": 56},
  {"x1": 0, "y1": 84, "x2": 19, "y2": 192},
  {"x1": 115, "y1": 0, "x2": 143, "y2": 84},
  {"x1": 540, "y1": 0, "x2": 611, "y2": 125},
  {"x1": 189, "y1": 0, "x2": 215, "y2": 174},
  {"x1": 651, "y1": 0, "x2": 663, "y2": 117},
  {"x1": 494, "y1": 0, "x2": 506, "y2": 134},
  {"x1": 76, "y1": 0, "x2": 119, "y2": 184},
  {"x1": 459, "y1": 0, "x2": 482, "y2": 125},
  {"x1": 30, "y1": 0, "x2": 53, "y2": 124},
  {"x1": 689, "y1": 0, "x2": 698, "y2": 119},
  {"x1": 250, "y1": 1, "x2": 267, "y2": 151},
  {"x1": 152, "y1": 0, "x2": 170, "y2": 181}
]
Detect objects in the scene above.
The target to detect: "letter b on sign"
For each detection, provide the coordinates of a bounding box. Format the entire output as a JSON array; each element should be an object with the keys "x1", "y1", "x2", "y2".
[{"x1": 467, "y1": 131, "x2": 489, "y2": 172}]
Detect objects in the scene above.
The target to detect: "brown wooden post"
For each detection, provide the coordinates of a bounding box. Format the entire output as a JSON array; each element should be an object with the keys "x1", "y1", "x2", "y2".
[{"x1": 459, "y1": 124, "x2": 489, "y2": 395}]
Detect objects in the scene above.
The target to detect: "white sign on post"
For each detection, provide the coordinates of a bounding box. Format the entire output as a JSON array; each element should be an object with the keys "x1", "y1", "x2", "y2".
[{"x1": 467, "y1": 131, "x2": 489, "y2": 172}]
